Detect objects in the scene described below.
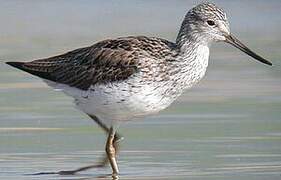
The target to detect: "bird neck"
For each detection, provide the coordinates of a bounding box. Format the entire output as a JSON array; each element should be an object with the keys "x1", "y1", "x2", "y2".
[
  {"x1": 175, "y1": 19, "x2": 211, "y2": 67},
  {"x1": 171, "y1": 23, "x2": 210, "y2": 90},
  {"x1": 175, "y1": 32, "x2": 210, "y2": 67}
]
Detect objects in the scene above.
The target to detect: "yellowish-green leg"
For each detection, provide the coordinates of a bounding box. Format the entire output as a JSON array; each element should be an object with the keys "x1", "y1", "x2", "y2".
[
  {"x1": 57, "y1": 115, "x2": 122, "y2": 175},
  {"x1": 31, "y1": 115, "x2": 123, "y2": 176},
  {"x1": 106, "y1": 127, "x2": 119, "y2": 177}
]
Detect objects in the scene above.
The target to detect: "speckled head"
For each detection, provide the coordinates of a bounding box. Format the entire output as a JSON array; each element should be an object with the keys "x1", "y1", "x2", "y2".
[
  {"x1": 179, "y1": 2, "x2": 230, "y2": 43},
  {"x1": 177, "y1": 2, "x2": 272, "y2": 66}
]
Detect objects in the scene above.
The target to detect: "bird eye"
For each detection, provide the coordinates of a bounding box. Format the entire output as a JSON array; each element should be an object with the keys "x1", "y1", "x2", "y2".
[{"x1": 207, "y1": 20, "x2": 215, "y2": 26}]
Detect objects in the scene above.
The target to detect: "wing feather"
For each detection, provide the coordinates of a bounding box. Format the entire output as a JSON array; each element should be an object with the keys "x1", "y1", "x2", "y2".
[{"x1": 6, "y1": 39, "x2": 138, "y2": 90}]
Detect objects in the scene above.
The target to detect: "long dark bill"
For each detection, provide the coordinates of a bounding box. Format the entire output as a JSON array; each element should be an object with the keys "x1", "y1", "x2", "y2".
[{"x1": 225, "y1": 34, "x2": 272, "y2": 66}]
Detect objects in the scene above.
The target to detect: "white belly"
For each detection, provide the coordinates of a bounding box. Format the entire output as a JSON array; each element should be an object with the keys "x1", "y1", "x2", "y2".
[{"x1": 48, "y1": 78, "x2": 174, "y2": 125}]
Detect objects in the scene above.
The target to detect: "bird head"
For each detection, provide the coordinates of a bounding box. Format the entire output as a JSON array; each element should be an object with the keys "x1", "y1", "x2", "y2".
[{"x1": 178, "y1": 2, "x2": 272, "y2": 66}]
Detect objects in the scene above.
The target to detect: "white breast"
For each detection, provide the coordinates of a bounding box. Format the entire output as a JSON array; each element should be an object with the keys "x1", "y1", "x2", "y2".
[
  {"x1": 179, "y1": 44, "x2": 209, "y2": 90},
  {"x1": 196, "y1": 45, "x2": 209, "y2": 68}
]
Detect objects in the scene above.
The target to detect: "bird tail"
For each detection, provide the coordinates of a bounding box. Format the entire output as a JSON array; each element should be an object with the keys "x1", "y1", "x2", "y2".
[
  {"x1": 6, "y1": 61, "x2": 56, "y2": 82},
  {"x1": 6, "y1": 61, "x2": 25, "y2": 71}
]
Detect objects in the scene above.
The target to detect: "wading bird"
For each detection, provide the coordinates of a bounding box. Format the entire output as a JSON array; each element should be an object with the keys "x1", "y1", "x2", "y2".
[{"x1": 6, "y1": 2, "x2": 272, "y2": 178}]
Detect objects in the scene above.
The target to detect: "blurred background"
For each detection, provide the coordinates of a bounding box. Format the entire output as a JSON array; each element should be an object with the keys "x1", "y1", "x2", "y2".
[{"x1": 0, "y1": 0, "x2": 280, "y2": 179}]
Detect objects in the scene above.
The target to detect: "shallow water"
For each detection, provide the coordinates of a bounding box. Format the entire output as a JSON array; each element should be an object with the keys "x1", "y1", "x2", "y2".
[{"x1": 0, "y1": 0, "x2": 281, "y2": 179}]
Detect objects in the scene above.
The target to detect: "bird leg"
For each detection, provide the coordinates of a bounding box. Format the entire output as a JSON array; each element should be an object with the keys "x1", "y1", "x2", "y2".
[
  {"x1": 57, "y1": 115, "x2": 123, "y2": 175},
  {"x1": 106, "y1": 127, "x2": 119, "y2": 177},
  {"x1": 87, "y1": 114, "x2": 123, "y2": 168},
  {"x1": 31, "y1": 115, "x2": 123, "y2": 176}
]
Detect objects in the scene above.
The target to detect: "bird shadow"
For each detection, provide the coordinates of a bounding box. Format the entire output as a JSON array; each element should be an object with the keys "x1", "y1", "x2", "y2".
[{"x1": 25, "y1": 171, "x2": 120, "y2": 180}]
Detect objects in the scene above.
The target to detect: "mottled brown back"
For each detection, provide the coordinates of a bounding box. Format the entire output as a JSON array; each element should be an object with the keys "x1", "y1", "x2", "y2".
[{"x1": 6, "y1": 36, "x2": 177, "y2": 90}]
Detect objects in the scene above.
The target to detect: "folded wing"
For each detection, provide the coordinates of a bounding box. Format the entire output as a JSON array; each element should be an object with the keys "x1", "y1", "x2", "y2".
[{"x1": 6, "y1": 39, "x2": 139, "y2": 90}]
